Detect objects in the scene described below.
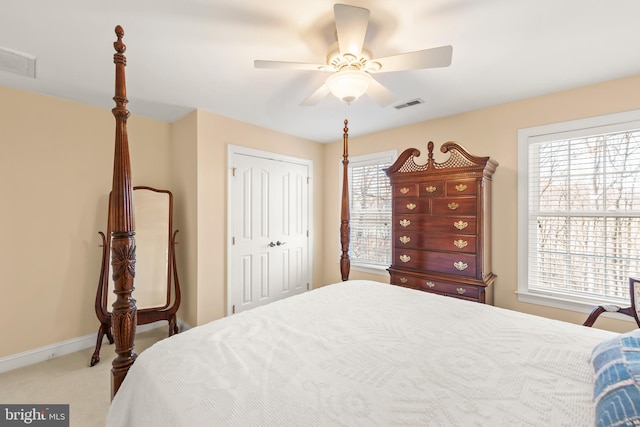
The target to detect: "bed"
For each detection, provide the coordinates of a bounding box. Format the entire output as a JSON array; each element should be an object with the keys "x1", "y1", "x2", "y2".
[
  {"x1": 106, "y1": 279, "x2": 616, "y2": 426},
  {"x1": 104, "y1": 26, "x2": 632, "y2": 426}
]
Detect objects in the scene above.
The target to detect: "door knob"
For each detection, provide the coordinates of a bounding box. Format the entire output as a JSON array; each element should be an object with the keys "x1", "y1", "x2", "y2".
[{"x1": 276, "y1": 241, "x2": 286, "y2": 246}]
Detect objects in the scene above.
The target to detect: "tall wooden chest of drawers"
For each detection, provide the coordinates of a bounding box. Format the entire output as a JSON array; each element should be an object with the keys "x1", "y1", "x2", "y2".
[{"x1": 385, "y1": 142, "x2": 498, "y2": 304}]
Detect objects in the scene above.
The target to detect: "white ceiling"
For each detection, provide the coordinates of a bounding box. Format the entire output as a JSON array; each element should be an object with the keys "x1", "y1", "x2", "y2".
[{"x1": 2, "y1": 0, "x2": 639, "y2": 143}]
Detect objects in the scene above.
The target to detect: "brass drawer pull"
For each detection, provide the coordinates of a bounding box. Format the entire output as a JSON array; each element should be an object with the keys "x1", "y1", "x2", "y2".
[
  {"x1": 453, "y1": 239, "x2": 468, "y2": 249},
  {"x1": 448, "y1": 202, "x2": 459, "y2": 210},
  {"x1": 454, "y1": 221, "x2": 468, "y2": 230},
  {"x1": 425, "y1": 186, "x2": 437, "y2": 193},
  {"x1": 426, "y1": 281, "x2": 435, "y2": 288},
  {"x1": 457, "y1": 287, "x2": 467, "y2": 295},
  {"x1": 454, "y1": 261, "x2": 468, "y2": 271},
  {"x1": 400, "y1": 219, "x2": 411, "y2": 228},
  {"x1": 406, "y1": 203, "x2": 416, "y2": 210},
  {"x1": 399, "y1": 236, "x2": 411, "y2": 244},
  {"x1": 399, "y1": 255, "x2": 411, "y2": 263},
  {"x1": 455, "y1": 184, "x2": 467, "y2": 192},
  {"x1": 400, "y1": 277, "x2": 408, "y2": 284},
  {"x1": 400, "y1": 187, "x2": 410, "y2": 194}
]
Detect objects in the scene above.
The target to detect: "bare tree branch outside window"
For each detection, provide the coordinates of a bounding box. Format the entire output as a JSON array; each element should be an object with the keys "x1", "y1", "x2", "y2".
[
  {"x1": 530, "y1": 130, "x2": 640, "y2": 301},
  {"x1": 349, "y1": 155, "x2": 393, "y2": 266}
]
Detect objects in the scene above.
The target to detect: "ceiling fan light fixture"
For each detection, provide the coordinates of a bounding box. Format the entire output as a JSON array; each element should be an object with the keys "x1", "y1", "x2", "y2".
[{"x1": 326, "y1": 70, "x2": 372, "y2": 104}]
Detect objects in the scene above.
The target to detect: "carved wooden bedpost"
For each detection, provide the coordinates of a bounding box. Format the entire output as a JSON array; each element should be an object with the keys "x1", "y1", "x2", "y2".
[
  {"x1": 110, "y1": 25, "x2": 137, "y2": 398},
  {"x1": 340, "y1": 119, "x2": 350, "y2": 281}
]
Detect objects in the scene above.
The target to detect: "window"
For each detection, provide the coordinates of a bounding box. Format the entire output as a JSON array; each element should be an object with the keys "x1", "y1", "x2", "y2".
[
  {"x1": 518, "y1": 110, "x2": 640, "y2": 311},
  {"x1": 347, "y1": 150, "x2": 396, "y2": 271}
]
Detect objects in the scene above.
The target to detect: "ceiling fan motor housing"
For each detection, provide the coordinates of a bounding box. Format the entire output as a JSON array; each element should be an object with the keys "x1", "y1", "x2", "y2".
[{"x1": 325, "y1": 42, "x2": 380, "y2": 72}]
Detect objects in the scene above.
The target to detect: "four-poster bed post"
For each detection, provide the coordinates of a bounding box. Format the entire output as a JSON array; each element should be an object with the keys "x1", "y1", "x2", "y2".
[
  {"x1": 109, "y1": 25, "x2": 138, "y2": 398},
  {"x1": 340, "y1": 119, "x2": 350, "y2": 281},
  {"x1": 104, "y1": 26, "x2": 354, "y2": 395}
]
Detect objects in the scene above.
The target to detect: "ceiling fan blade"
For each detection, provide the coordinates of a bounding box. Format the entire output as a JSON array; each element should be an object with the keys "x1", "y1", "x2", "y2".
[
  {"x1": 334, "y1": 4, "x2": 370, "y2": 56},
  {"x1": 366, "y1": 78, "x2": 399, "y2": 107},
  {"x1": 374, "y1": 45, "x2": 453, "y2": 73},
  {"x1": 300, "y1": 83, "x2": 330, "y2": 106},
  {"x1": 254, "y1": 60, "x2": 330, "y2": 71}
]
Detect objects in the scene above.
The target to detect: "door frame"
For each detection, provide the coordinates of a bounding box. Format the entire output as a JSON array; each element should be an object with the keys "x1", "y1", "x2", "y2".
[{"x1": 226, "y1": 144, "x2": 313, "y2": 316}]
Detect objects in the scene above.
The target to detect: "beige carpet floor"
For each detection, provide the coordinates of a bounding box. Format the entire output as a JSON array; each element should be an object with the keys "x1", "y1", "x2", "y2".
[{"x1": 0, "y1": 327, "x2": 167, "y2": 427}]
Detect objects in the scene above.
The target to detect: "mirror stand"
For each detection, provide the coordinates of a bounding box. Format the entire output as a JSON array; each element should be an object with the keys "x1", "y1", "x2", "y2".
[{"x1": 90, "y1": 187, "x2": 181, "y2": 367}]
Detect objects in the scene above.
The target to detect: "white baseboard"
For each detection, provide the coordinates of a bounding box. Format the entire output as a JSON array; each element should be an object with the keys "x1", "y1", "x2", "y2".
[{"x1": 0, "y1": 319, "x2": 191, "y2": 374}]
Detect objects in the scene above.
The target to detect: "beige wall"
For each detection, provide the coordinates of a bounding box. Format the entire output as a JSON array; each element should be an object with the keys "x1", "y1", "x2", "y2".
[
  {"x1": 323, "y1": 74, "x2": 640, "y2": 333},
  {"x1": 178, "y1": 110, "x2": 325, "y2": 326},
  {"x1": 3, "y1": 73, "x2": 640, "y2": 359},
  {"x1": 0, "y1": 85, "x2": 171, "y2": 358},
  {"x1": 169, "y1": 111, "x2": 198, "y2": 327},
  {"x1": 0, "y1": 86, "x2": 323, "y2": 358}
]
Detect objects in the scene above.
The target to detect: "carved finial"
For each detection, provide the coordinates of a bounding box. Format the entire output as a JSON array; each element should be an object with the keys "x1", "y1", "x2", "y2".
[
  {"x1": 342, "y1": 119, "x2": 349, "y2": 158},
  {"x1": 114, "y1": 25, "x2": 126, "y2": 54},
  {"x1": 427, "y1": 141, "x2": 435, "y2": 168},
  {"x1": 428, "y1": 141, "x2": 434, "y2": 158}
]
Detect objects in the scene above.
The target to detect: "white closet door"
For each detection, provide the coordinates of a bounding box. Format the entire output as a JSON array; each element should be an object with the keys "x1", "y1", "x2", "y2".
[{"x1": 229, "y1": 148, "x2": 311, "y2": 314}]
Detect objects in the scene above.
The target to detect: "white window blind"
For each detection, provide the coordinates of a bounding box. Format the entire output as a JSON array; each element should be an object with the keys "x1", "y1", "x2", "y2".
[
  {"x1": 519, "y1": 111, "x2": 640, "y2": 307},
  {"x1": 348, "y1": 151, "x2": 395, "y2": 267}
]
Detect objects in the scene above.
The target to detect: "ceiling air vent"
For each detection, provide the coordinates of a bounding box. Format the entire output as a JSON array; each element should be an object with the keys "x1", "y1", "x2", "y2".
[
  {"x1": 394, "y1": 99, "x2": 424, "y2": 110},
  {"x1": 0, "y1": 47, "x2": 36, "y2": 78}
]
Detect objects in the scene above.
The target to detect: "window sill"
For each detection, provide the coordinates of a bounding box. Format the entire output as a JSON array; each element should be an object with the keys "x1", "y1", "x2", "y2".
[
  {"x1": 516, "y1": 290, "x2": 634, "y2": 323},
  {"x1": 351, "y1": 263, "x2": 390, "y2": 276}
]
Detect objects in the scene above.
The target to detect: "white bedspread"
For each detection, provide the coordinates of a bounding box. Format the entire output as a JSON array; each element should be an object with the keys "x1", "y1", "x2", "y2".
[{"x1": 107, "y1": 280, "x2": 616, "y2": 426}]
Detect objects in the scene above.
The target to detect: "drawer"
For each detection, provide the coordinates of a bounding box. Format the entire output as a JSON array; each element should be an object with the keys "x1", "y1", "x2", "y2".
[
  {"x1": 431, "y1": 198, "x2": 477, "y2": 215},
  {"x1": 445, "y1": 179, "x2": 477, "y2": 196},
  {"x1": 394, "y1": 215, "x2": 477, "y2": 234},
  {"x1": 393, "y1": 184, "x2": 418, "y2": 198},
  {"x1": 389, "y1": 272, "x2": 482, "y2": 301},
  {"x1": 394, "y1": 198, "x2": 429, "y2": 215},
  {"x1": 419, "y1": 182, "x2": 444, "y2": 197},
  {"x1": 395, "y1": 232, "x2": 477, "y2": 253},
  {"x1": 393, "y1": 249, "x2": 477, "y2": 277}
]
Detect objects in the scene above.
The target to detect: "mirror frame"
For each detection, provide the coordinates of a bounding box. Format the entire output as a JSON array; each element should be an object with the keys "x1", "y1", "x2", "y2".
[
  {"x1": 91, "y1": 186, "x2": 181, "y2": 366},
  {"x1": 106, "y1": 186, "x2": 173, "y2": 310}
]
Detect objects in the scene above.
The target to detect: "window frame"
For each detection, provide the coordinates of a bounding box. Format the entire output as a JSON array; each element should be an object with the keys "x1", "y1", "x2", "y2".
[
  {"x1": 344, "y1": 150, "x2": 397, "y2": 275},
  {"x1": 517, "y1": 109, "x2": 640, "y2": 314}
]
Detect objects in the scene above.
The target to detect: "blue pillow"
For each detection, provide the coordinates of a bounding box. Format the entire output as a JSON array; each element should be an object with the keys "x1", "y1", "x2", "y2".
[{"x1": 592, "y1": 329, "x2": 640, "y2": 427}]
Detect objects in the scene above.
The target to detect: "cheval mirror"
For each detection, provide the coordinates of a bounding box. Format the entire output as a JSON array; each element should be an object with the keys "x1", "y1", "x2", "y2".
[{"x1": 91, "y1": 186, "x2": 181, "y2": 366}]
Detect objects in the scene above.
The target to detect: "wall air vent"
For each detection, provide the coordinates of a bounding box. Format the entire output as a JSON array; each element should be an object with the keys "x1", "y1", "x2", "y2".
[
  {"x1": 0, "y1": 47, "x2": 36, "y2": 78},
  {"x1": 394, "y1": 99, "x2": 424, "y2": 110}
]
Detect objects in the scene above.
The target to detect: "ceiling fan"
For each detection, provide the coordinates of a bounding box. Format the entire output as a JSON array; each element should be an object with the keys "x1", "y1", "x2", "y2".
[{"x1": 254, "y1": 4, "x2": 453, "y2": 107}]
